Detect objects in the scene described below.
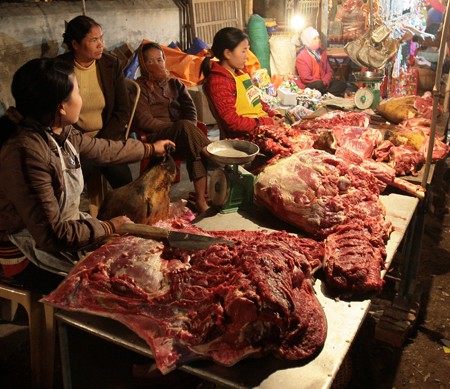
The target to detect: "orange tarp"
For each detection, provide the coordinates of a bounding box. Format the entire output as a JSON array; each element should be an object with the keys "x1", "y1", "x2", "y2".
[{"x1": 160, "y1": 45, "x2": 261, "y2": 87}]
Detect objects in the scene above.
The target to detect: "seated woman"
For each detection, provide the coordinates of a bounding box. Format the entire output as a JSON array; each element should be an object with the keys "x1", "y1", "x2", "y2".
[
  {"x1": 133, "y1": 41, "x2": 210, "y2": 214},
  {"x1": 201, "y1": 27, "x2": 284, "y2": 139},
  {"x1": 60, "y1": 15, "x2": 132, "y2": 189},
  {"x1": 0, "y1": 57, "x2": 174, "y2": 292},
  {"x1": 295, "y1": 26, "x2": 348, "y2": 97}
]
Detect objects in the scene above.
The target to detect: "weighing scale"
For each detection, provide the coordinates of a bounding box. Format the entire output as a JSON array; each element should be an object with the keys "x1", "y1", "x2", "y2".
[
  {"x1": 206, "y1": 140, "x2": 259, "y2": 213},
  {"x1": 353, "y1": 71, "x2": 385, "y2": 110}
]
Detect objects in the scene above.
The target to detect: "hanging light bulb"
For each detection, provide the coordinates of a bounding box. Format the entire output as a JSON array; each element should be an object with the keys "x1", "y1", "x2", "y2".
[{"x1": 290, "y1": 14, "x2": 305, "y2": 31}]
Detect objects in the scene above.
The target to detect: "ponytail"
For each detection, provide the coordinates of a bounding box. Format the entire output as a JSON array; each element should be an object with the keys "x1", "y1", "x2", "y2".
[{"x1": 200, "y1": 56, "x2": 213, "y2": 78}]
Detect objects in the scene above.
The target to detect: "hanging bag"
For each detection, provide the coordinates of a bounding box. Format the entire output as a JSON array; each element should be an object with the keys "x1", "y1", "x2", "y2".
[{"x1": 356, "y1": 36, "x2": 399, "y2": 69}]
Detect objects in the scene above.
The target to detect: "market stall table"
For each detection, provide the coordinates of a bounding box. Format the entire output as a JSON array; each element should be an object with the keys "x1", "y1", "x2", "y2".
[
  {"x1": 326, "y1": 47, "x2": 351, "y2": 82},
  {"x1": 53, "y1": 193, "x2": 419, "y2": 389}
]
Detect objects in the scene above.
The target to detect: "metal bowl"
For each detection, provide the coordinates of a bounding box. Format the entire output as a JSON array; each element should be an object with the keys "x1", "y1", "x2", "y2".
[
  {"x1": 206, "y1": 139, "x2": 259, "y2": 166},
  {"x1": 353, "y1": 71, "x2": 385, "y2": 82}
]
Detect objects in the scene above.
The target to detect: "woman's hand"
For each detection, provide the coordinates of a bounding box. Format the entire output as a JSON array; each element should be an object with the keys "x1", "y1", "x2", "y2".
[
  {"x1": 108, "y1": 216, "x2": 133, "y2": 233},
  {"x1": 152, "y1": 140, "x2": 176, "y2": 156},
  {"x1": 272, "y1": 114, "x2": 285, "y2": 126},
  {"x1": 415, "y1": 56, "x2": 432, "y2": 68},
  {"x1": 400, "y1": 24, "x2": 421, "y2": 42},
  {"x1": 401, "y1": 29, "x2": 414, "y2": 42}
]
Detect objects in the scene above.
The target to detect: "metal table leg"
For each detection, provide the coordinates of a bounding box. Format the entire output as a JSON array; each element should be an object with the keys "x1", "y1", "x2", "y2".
[{"x1": 57, "y1": 320, "x2": 72, "y2": 389}]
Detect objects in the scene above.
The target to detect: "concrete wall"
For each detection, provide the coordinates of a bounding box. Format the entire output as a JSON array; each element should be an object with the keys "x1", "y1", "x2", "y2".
[{"x1": 0, "y1": 0, "x2": 180, "y2": 112}]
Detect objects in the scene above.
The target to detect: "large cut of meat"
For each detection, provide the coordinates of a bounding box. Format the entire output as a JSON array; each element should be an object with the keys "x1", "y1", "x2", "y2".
[
  {"x1": 254, "y1": 149, "x2": 393, "y2": 293},
  {"x1": 98, "y1": 156, "x2": 176, "y2": 224},
  {"x1": 376, "y1": 92, "x2": 436, "y2": 124},
  {"x1": 254, "y1": 149, "x2": 389, "y2": 239},
  {"x1": 42, "y1": 230, "x2": 327, "y2": 374},
  {"x1": 294, "y1": 110, "x2": 370, "y2": 131},
  {"x1": 374, "y1": 141, "x2": 425, "y2": 176},
  {"x1": 332, "y1": 126, "x2": 383, "y2": 163},
  {"x1": 252, "y1": 125, "x2": 317, "y2": 164},
  {"x1": 323, "y1": 220, "x2": 386, "y2": 293}
]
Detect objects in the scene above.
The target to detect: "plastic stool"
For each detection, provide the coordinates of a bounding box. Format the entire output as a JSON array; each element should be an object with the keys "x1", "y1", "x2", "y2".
[{"x1": 0, "y1": 281, "x2": 55, "y2": 389}]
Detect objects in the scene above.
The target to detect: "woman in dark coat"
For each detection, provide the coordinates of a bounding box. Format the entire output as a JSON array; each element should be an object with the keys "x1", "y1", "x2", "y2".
[
  {"x1": 59, "y1": 15, "x2": 132, "y2": 189},
  {"x1": 0, "y1": 57, "x2": 173, "y2": 291},
  {"x1": 134, "y1": 40, "x2": 210, "y2": 213}
]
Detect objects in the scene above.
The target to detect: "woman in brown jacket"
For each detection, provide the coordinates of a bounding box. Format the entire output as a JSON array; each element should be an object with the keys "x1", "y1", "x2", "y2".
[
  {"x1": 0, "y1": 58, "x2": 174, "y2": 291},
  {"x1": 59, "y1": 15, "x2": 133, "y2": 189},
  {"x1": 134, "y1": 41, "x2": 211, "y2": 214}
]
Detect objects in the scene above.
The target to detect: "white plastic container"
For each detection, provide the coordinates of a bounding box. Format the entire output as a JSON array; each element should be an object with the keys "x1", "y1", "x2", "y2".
[{"x1": 277, "y1": 88, "x2": 298, "y2": 106}]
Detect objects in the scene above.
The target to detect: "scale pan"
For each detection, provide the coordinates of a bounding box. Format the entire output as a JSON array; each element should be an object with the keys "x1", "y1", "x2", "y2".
[
  {"x1": 353, "y1": 71, "x2": 384, "y2": 82},
  {"x1": 206, "y1": 139, "x2": 260, "y2": 166}
]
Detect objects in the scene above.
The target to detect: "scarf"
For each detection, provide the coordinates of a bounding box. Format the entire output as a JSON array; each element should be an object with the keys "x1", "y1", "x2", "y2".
[
  {"x1": 306, "y1": 47, "x2": 322, "y2": 63},
  {"x1": 137, "y1": 39, "x2": 170, "y2": 92}
]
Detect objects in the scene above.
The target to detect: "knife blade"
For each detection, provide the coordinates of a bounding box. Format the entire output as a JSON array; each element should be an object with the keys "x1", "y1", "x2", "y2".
[{"x1": 118, "y1": 223, "x2": 235, "y2": 250}]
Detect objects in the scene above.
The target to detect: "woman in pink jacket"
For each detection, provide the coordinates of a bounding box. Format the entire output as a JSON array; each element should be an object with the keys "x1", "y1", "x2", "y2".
[{"x1": 295, "y1": 27, "x2": 348, "y2": 97}]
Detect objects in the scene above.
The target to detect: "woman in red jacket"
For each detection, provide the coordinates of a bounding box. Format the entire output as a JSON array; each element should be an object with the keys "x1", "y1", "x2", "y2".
[
  {"x1": 295, "y1": 26, "x2": 348, "y2": 97},
  {"x1": 201, "y1": 27, "x2": 284, "y2": 139}
]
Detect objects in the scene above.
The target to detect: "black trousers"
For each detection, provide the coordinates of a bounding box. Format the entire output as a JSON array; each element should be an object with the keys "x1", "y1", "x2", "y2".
[
  {"x1": 82, "y1": 162, "x2": 133, "y2": 190},
  {"x1": 12, "y1": 261, "x2": 65, "y2": 295},
  {"x1": 305, "y1": 79, "x2": 348, "y2": 97}
]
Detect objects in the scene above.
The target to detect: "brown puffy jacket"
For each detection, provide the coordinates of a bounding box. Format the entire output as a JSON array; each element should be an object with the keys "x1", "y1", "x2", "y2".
[{"x1": 0, "y1": 123, "x2": 145, "y2": 253}]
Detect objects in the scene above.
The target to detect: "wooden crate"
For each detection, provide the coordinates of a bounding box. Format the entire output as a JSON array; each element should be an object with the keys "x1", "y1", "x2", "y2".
[{"x1": 189, "y1": 0, "x2": 243, "y2": 47}]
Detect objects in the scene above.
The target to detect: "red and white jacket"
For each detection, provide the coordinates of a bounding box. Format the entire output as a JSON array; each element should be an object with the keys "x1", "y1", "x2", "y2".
[
  {"x1": 295, "y1": 48, "x2": 333, "y2": 89},
  {"x1": 203, "y1": 62, "x2": 275, "y2": 139}
]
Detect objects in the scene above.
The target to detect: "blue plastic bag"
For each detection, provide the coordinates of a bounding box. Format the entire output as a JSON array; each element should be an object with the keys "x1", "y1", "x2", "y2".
[
  {"x1": 185, "y1": 37, "x2": 209, "y2": 55},
  {"x1": 123, "y1": 50, "x2": 139, "y2": 80}
]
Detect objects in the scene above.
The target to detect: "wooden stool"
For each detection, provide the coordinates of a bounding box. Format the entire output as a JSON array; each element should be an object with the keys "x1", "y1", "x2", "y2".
[{"x1": 0, "y1": 281, "x2": 55, "y2": 389}]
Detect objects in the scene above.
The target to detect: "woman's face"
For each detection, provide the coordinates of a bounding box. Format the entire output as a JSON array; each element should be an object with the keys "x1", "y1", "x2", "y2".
[
  {"x1": 60, "y1": 74, "x2": 82, "y2": 127},
  {"x1": 222, "y1": 39, "x2": 249, "y2": 70},
  {"x1": 309, "y1": 36, "x2": 321, "y2": 50},
  {"x1": 143, "y1": 47, "x2": 166, "y2": 70},
  {"x1": 72, "y1": 25, "x2": 104, "y2": 64}
]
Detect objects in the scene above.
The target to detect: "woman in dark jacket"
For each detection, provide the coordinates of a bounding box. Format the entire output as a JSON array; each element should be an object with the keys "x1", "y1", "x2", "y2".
[
  {"x1": 59, "y1": 15, "x2": 132, "y2": 189},
  {"x1": 0, "y1": 57, "x2": 173, "y2": 291},
  {"x1": 134, "y1": 40, "x2": 210, "y2": 214}
]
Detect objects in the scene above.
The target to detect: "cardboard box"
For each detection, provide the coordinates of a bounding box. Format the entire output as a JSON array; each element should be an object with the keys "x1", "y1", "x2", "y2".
[{"x1": 188, "y1": 85, "x2": 216, "y2": 125}]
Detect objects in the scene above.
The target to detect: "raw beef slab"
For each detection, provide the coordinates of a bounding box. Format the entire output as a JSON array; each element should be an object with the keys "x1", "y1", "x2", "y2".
[{"x1": 42, "y1": 230, "x2": 327, "y2": 374}]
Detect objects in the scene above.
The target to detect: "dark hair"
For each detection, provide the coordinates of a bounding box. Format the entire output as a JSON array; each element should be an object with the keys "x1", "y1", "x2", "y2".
[
  {"x1": 142, "y1": 42, "x2": 164, "y2": 55},
  {"x1": 211, "y1": 27, "x2": 248, "y2": 60},
  {"x1": 3, "y1": 58, "x2": 74, "y2": 132},
  {"x1": 63, "y1": 15, "x2": 101, "y2": 51},
  {"x1": 200, "y1": 27, "x2": 248, "y2": 77}
]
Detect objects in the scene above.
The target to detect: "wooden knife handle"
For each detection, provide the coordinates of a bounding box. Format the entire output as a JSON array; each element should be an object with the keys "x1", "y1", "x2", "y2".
[{"x1": 118, "y1": 224, "x2": 169, "y2": 239}]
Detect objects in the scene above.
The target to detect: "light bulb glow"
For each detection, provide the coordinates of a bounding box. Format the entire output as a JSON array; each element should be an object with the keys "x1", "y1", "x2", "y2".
[{"x1": 291, "y1": 15, "x2": 305, "y2": 31}]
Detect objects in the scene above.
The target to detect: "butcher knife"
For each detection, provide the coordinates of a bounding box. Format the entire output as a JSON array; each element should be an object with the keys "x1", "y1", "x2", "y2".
[{"x1": 118, "y1": 223, "x2": 235, "y2": 250}]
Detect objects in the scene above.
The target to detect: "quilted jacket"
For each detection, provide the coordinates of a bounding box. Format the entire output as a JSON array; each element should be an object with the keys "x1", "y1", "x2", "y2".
[{"x1": 203, "y1": 62, "x2": 274, "y2": 138}]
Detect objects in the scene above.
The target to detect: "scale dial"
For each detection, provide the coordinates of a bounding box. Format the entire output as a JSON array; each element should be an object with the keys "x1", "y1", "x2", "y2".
[
  {"x1": 209, "y1": 168, "x2": 230, "y2": 207},
  {"x1": 354, "y1": 87, "x2": 374, "y2": 109}
]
